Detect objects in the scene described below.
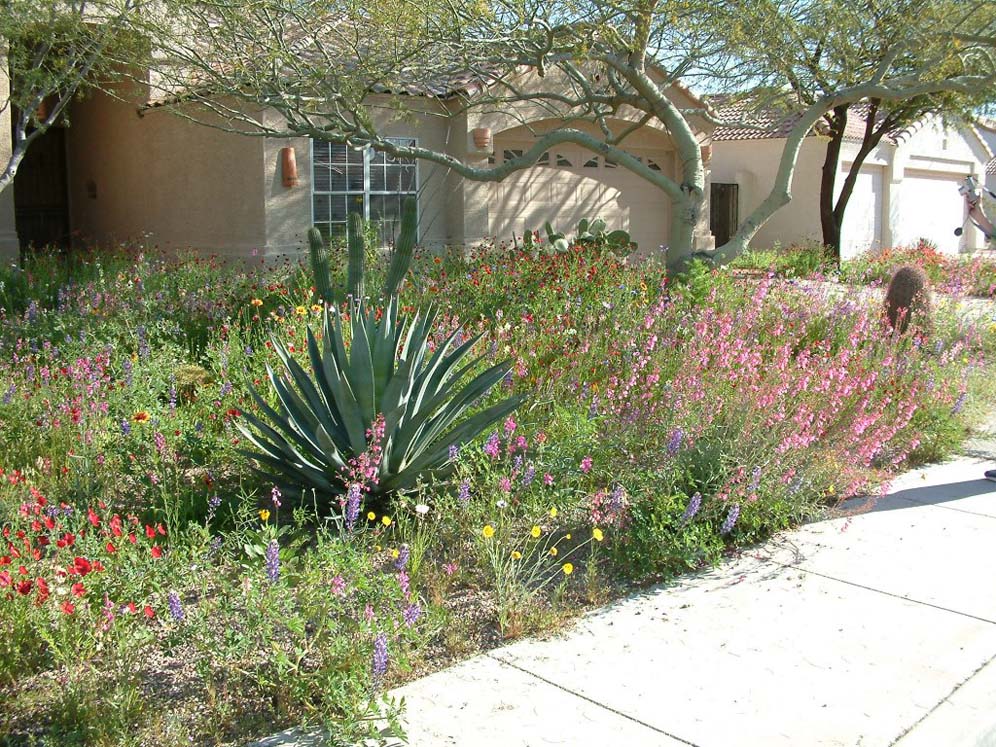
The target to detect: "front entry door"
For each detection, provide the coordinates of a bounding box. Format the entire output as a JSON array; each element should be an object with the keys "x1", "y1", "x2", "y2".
[{"x1": 13, "y1": 126, "x2": 71, "y2": 250}]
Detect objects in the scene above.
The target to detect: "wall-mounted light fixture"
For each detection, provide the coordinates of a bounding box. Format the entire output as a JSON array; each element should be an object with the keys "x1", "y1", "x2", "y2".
[
  {"x1": 281, "y1": 146, "x2": 299, "y2": 187},
  {"x1": 471, "y1": 127, "x2": 493, "y2": 152}
]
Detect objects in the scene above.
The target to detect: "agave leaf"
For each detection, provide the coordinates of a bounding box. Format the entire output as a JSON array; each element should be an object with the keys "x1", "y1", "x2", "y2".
[
  {"x1": 245, "y1": 376, "x2": 329, "y2": 464},
  {"x1": 305, "y1": 326, "x2": 350, "y2": 446},
  {"x1": 272, "y1": 336, "x2": 343, "y2": 446},
  {"x1": 348, "y1": 302, "x2": 376, "y2": 421}
]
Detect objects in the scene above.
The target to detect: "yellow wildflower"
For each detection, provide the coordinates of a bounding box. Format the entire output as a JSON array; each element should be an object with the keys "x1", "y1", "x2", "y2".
[
  {"x1": 562, "y1": 563, "x2": 574, "y2": 575},
  {"x1": 250, "y1": 298, "x2": 263, "y2": 307},
  {"x1": 381, "y1": 516, "x2": 392, "y2": 527},
  {"x1": 511, "y1": 551, "x2": 522, "y2": 560},
  {"x1": 367, "y1": 512, "x2": 376, "y2": 521},
  {"x1": 482, "y1": 524, "x2": 495, "y2": 539},
  {"x1": 549, "y1": 507, "x2": 558, "y2": 518},
  {"x1": 549, "y1": 547, "x2": 558, "y2": 557},
  {"x1": 391, "y1": 548, "x2": 400, "y2": 559},
  {"x1": 259, "y1": 509, "x2": 270, "y2": 522},
  {"x1": 530, "y1": 525, "x2": 541, "y2": 538},
  {"x1": 592, "y1": 527, "x2": 604, "y2": 542},
  {"x1": 295, "y1": 305, "x2": 307, "y2": 316},
  {"x1": 565, "y1": 533, "x2": 571, "y2": 540},
  {"x1": 311, "y1": 304, "x2": 323, "y2": 313}
]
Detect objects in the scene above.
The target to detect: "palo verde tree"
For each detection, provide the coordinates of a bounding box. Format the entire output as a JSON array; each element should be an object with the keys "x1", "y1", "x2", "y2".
[
  {"x1": 141, "y1": 0, "x2": 996, "y2": 265},
  {"x1": 0, "y1": 0, "x2": 148, "y2": 196},
  {"x1": 718, "y1": 0, "x2": 996, "y2": 261}
]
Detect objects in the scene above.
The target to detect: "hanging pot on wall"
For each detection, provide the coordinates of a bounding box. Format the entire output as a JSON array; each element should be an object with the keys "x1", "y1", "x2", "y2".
[
  {"x1": 281, "y1": 146, "x2": 299, "y2": 187},
  {"x1": 472, "y1": 127, "x2": 492, "y2": 151}
]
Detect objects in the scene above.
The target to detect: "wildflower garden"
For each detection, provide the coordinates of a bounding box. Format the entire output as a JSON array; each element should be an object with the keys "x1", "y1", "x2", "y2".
[{"x1": 1, "y1": 225, "x2": 994, "y2": 745}]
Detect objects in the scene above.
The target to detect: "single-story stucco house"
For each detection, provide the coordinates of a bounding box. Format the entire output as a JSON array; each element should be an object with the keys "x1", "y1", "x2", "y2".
[
  {"x1": 710, "y1": 101, "x2": 994, "y2": 259},
  {"x1": 2, "y1": 59, "x2": 992, "y2": 266},
  {"x1": 0, "y1": 64, "x2": 716, "y2": 264}
]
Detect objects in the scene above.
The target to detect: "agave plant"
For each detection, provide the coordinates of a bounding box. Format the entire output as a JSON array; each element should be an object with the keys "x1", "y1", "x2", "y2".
[{"x1": 237, "y1": 297, "x2": 523, "y2": 508}]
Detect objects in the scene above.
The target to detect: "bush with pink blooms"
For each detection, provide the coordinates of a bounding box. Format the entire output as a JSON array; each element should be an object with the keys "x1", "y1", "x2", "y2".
[{"x1": 0, "y1": 241, "x2": 992, "y2": 745}]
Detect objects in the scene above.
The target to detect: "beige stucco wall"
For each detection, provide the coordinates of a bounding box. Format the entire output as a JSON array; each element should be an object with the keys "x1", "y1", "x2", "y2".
[
  {"x1": 0, "y1": 60, "x2": 18, "y2": 262},
  {"x1": 711, "y1": 137, "x2": 827, "y2": 250},
  {"x1": 68, "y1": 78, "x2": 268, "y2": 257}
]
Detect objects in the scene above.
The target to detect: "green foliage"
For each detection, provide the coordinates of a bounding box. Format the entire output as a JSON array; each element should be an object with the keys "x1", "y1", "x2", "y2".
[
  {"x1": 347, "y1": 212, "x2": 366, "y2": 301},
  {"x1": 527, "y1": 217, "x2": 636, "y2": 257},
  {"x1": 238, "y1": 297, "x2": 524, "y2": 507},
  {"x1": 307, "y1": 226, "x2": 336, "y2": 304},
  {"x1": 383, "y1": 197, "x2": 418, "y2": 298}
]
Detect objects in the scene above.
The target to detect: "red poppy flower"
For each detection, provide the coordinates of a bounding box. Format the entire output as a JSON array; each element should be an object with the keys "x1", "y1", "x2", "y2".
[
  {"x1": 43, "y1": 516, "x2": 55, "y2": 530},
  {"x1": 105, "y1": 542, "x2": 116, "y2": 554},
  {"x1": 87, "y1": 508, "x2": 100, "y2": 527},
  {"x1": 15, "y1": 579, "x2": 32, "y2": 595},
  {"x1": 35, "y1": 577, "x2": 49, "y2": 604},
  {"x1": 0, "y1": 555, "x2": 9, "y2": 565},
  {"x1": 144, "y1": 524, "x2": 155, "y2": 539},
  {"x1": 151, "y1": 545, "x2": 163, "y2": 559},
  {"x1": 127, "y1": 601, "x2": 137, "y2": 614},
  {"x1": 71, "y1": 582, "x2": 86, "y2": 597},
  {"x1": 156, "y1": 523, "x2": 166, "y2": 536},
  {"x1": 61, "y1": 601, "x2": 75, "y2": 615},
  {"x1": 127, "y1": 532, "x2": 137, "y2": 544},
  {"x1": 92, "y1": 560, "x2": 104, "y2": 572},
  {"x1": 72, "y1": 556, "x2": 92, "y2": 576},
  {"x1": 143, "y1": 605, "x2": 155, "y2": 618},
  {"x1": 0, "y1": 570, "x2": 10, "y2": 587}
]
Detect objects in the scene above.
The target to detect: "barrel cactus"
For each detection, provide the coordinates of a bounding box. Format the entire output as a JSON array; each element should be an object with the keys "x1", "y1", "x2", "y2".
[{"x1": 884, "y1": 265, "x2": 932, "y2": 335}]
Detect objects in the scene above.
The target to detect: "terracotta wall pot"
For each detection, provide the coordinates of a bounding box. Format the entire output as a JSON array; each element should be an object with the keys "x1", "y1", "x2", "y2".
[
  {"x1": 281, "y1": 146, "x2": 299, "y2": 187},
  {"x1": 472, "y1": 127, "x2": 492, "y2": 151}
]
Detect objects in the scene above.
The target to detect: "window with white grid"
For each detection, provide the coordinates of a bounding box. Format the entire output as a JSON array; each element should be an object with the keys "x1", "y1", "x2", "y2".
[{"x1": 311, "y1": 137, "x2": 418, "y2": 244}]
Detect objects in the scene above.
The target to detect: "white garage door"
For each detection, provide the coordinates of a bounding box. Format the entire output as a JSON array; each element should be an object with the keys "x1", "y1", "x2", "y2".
[
  {"x1": 897, "y1": 169, "x2": 967, "y2": 254},
  {"x1": 838, "y1": 164, "x2": 883, "y2": 260},
  {"x1": 489, "y1": 143, "x2": 671, "y2": 255}
]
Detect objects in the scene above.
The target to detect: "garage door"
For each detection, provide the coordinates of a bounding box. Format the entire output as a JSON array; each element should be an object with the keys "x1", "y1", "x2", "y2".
[
  {"x1": 897, "y1": 169, "x2": 967, "y2": 254},
  {"x1": 489, "y1": 143, "x2": 671, "y2": 255},
  {"x1": 838, "y1": 164, "x2": 883, "y2": 260}
]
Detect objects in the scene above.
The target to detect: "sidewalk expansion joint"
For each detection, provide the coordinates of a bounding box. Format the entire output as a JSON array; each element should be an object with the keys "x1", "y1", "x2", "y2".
[
  {"x1": 774, "y1": 562, "x2": 996, "y2": 626},
  {"x1": 485, "y1": 652, "x2": 702, "y2": 747},
  {"x1": 887, "y1": 651, "x2": 996, "y2": 746}
]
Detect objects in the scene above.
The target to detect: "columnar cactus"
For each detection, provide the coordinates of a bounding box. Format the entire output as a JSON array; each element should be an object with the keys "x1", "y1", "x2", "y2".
[
  {"x1": 346, "y1": 212, "x2": 365, "y2": 302},
  {"x1": 307, "y1": 227, "x2": 335, "y2": 305},
  {"x1": 884, "y1": 265, "x2": 932, "y2": 334},
  {"x1": 383, "y1": 197, "x2": 418, "y2": 298}
]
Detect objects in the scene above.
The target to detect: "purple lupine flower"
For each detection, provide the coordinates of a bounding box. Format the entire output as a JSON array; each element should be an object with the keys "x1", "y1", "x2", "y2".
[
  {"x1": 2, "y1": 384, "x2": 15, "y2": 405},
  {"x1": 219, "y1": 381, "x2": 233, "y2": 398},
  {"x1": 167, "y1": 591, "x2": 184, "y2": 622},
  {"x1": 207, "y1": 494, "x2": 222, "y2": 519},
  {"x1": 397, "y1": 570, "x2": 410, "y2": 599},
  {"x1": 522, "y1": 465, "x2": 536, "y2": 486},
  {"x1": 667, "y1": 428, "x2": 684, "y2": 457},
  {"x1": 458, "y1": 480, "x2": 471, "y2": 502},
  {"x1": 120, "y1": 419, "x2": 132, "y2": 436},
  {"x1": 154, "y1": 431, "x2": 167, "y2": 454},
  {"x1": 372, "y1": 633, "x2": 389, "y2": 678},
  {"x1": 208, "y1": 535, "x2": 224, "y2": 556},
  {"x1": 448, "y1": 443, "x2": 460, "y2": 461},
  {"x1": 951, "y1": 392, "x2": 967, "y2": 415},
  {"x1": 402, "y1": 603, "x2": 422, "y2": 627},
  {"x1": 121, "y1": 358, "x2": 133, "y2": 387},
  {"x1": 721, "y1": 504, "x2": 741, "y2": 535},
  {"x1": 394, "y1": 544, "x2": 410, "y2": 571},
  {"x1": 271, "y1": 486, "x2": 282, "y2": 509},
  {"x1": 264, "y1": 540, "x2": 280, "y2": 583},
  {"x1": 345, "y1": 483, "x2": 361, "y2": 530},
  {"x1": 681, "y1": 492, "x2": 702, "y2": 523},
  {"x1": 26, "y1": 300, "x2": 38, "y2": 324},
  {"x1": 749, "y1": 466, "x2": 762, "y2": 494},
  {"x1": 136, "y1": 326, "x2": 150, "y2": 360},
  {"x1": 168, "y1": 385, "x2": 177, "y2": 412},
  {"x1": 588, "y1": 396, "x2": 600, "y2": 420}
]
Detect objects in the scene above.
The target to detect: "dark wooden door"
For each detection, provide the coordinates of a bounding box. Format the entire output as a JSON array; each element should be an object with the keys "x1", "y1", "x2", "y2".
[
  {"x1": 710, "y1": 182, "x2": 739, "y2": 247},
  {"x1": 13, "y1": 127, "x2": 71, "y2": 250}
]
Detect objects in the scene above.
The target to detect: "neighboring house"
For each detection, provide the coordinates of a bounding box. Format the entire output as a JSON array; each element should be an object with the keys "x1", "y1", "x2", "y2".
[
  {"x1": 977, "y1": 121, "x2": 996, "y2": 197},
  {"x1": 0, "y1": 63, "x2": 715, "y2": 262},
  {"x1": 710, "y1": 102, "x2": 994, "y2": 258}
]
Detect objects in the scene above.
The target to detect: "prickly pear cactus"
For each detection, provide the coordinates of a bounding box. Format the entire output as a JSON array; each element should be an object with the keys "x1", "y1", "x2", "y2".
[
  {"x1": 307, "y1": 227, "x2": 335, "y2": 305},
  {"x1": 884, "y1": 265, "x2": 932, "y2": 334}
]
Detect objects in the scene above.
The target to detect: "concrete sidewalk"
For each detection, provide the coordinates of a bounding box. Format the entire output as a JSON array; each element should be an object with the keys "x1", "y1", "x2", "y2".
[{"x1": 386, "y1": 452, "x2": 996, "y2": 747}]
